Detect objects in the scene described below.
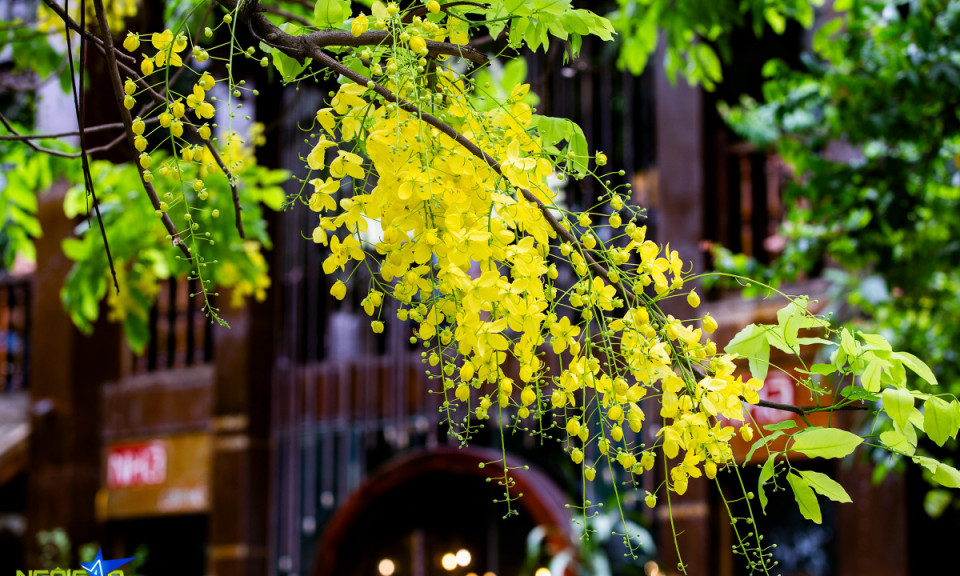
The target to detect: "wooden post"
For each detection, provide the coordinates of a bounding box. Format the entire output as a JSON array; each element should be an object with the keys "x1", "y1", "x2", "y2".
[
  {"x1": 26, "y1": 182, "x2": 123, "y2": 565},
  {"x1": 207, "y1": 292, "x2": 274, "y2": 576},
  {"x1": 653, "y1": 56, "x2": 710, "y2": 576}
]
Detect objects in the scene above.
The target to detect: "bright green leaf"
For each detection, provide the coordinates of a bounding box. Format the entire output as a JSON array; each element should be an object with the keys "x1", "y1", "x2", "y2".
[
  {"x1": 862, "y1": 360, "x2": 883, "y2": 392},
  {"x1": 758, "y1": 456, "x2": 776, "y2": 514},
  {"x1": 880, "y1": 429, "x2": 915, "y2": 456},
  {"x1": 891, "y1": 351, "x2": 937, "y2": 386},
  {"x1": 790, "y1": 427, "x2": 863, "y2": 459},
  {"x1": 725, "y1": 323, "x2": 771, "y2": 380},
  {"x1": 932, "y1": 462, "x2": 960, "y2": 489},
  {"x1": 798, "y1": 470, "x2": 852, "y2": 503},
  {"x1": 882, "y1": 387, "x2": 915, "y2": 428},
  {"x1": 313, "y1": 0, "x2": 350, "y2": 28},
  {"x1": 923, "y1": 397, "x2": 958, "y2": 447},
  {"x1": 786, "y1": 472, "x2": 822, "y2": 524}
]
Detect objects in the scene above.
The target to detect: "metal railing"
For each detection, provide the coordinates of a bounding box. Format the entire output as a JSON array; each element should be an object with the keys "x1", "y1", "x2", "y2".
[{"x1": 131, "y1": 277, "x2": 214, "y2": 373}]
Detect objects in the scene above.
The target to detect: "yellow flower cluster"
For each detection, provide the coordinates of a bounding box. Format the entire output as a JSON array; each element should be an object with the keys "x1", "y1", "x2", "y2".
[{"x1": 303, "y1": 5, "x2": 766, "y2": 500}]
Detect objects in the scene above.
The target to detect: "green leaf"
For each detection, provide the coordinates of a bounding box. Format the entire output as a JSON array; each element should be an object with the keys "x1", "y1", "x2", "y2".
[
  {"x1": 694, "y1": 43, "x2": 722, "y2": 84},
  {"x1": 764, "y1": 7, "x2": 786, "y2": 34},
  {"x1": 923, "y1": 489, "x2": 952, "y2": 519},
  {"x1": 891, "y1": 351, "x2": 937, "y2": 386},
  {"x1": 758, "y1": 456, "x2": 776, "y2": 513},
  {"x1": 840, "y1": 328, "x2": 859, "y2": 358},
  {"x1": 813, "y1": 16, "x2": 843, "y2": 55},
  {"x1": 796, "y1": 337, "x2": 835, "y2": 347},
  {"x1": 262, "y1": 35, "x2": 312, "y2": 83},
  {"x1": 932, "y1": 462, "x2": 960, "y2": 489},
  {"x1": 882, "y1": 387, "x2": 915, "y2": 428},
  {"x1": 313, "y1": 0, "x2": 350, "y2": 28},
  {"x1": 861, "y1": 360, "x2": 883, "y2": 392},
  {"x1": 531, "y1": 0, "x2": 572, "y2": 15},
  {"x1": 803, "y1": 363, "x2": 837, "y2": 376},
  {"x1": 923, "y1": 397, "x2": 959, "y2": 447},
  {"x1": 841, "y1": 386, "x2": 879, "y2": 402},
  {"x1": 859, "y1": 332, "x2": 892, "y2": 351},
  {"x1": 798, "y1": 470, "x2": 852, "y2": 503},
  {"x1": 880, "y1": 429, "x2": 915, "y2": 456},
  {"x1": 763, "y1": 420, "x2": 798, "y2": 432},
  {"x1": 744, "y1": 430, "x2": 785, "y2": 462},
  {"x1": 786, "y1": 472, "x2": 822, "y2": 524},
  {"x1": 725, "y1": 323, "x2": 771, "y2": 380},
  {"x1": 790, "y1": 427, "x2": 863, "y2": 459}
]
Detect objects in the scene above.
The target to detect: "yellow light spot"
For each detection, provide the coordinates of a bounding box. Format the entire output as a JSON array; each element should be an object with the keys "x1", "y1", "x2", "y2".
[
  {"x1": 535, "y1": 569, "x2": 551, "y2": 576},
  {"x1": 456, "y1": 549, "x2": 471, "y2": 567},
  {"x1": 378, "y1": 559, "x2": 395, "y2": 576},
  {"x1": 441, "y1": 553, "x2": 458, "y2": 571}
]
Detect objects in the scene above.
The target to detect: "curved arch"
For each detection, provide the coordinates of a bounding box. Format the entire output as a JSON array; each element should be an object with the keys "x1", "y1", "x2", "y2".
[{"x1": 312, "y1": 445, "x2": 575, "y2": 576}]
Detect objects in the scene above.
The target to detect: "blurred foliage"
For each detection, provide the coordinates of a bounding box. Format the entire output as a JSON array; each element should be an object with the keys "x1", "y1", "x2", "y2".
[
  {"x1": 721, "y1": 0, "x2": 960, "y2": 506},
  {"x1": 609, "y1": 0, "x2": 821, "y2": 89},
  {"x1": 724, "y1": 0, "x2": 960, "y2": 392},
  {"x1": 60, "y1": 149, "x2": 286, "y2": 353},
  {"x1": 0, "y1": 5, "x2": 287, "y2": 349}
]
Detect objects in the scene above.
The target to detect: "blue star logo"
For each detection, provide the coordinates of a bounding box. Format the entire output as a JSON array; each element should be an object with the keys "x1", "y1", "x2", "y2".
[{"x1": 80, "y1": 549, "x2": 136, "y2": 576}]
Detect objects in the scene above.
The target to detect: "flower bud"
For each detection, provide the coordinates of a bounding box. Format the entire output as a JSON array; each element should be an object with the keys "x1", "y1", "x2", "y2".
[{"x1": 123, "y1": 32, "x2": 140, "y2": 52}]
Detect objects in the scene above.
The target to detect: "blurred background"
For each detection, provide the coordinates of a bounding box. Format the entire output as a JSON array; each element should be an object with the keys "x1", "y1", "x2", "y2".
[{"x1": 3, "y1": 0, "x2": 960, "y2": 575}]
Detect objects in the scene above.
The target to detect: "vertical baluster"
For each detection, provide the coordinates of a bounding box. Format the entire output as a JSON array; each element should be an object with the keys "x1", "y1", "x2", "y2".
[
  {"x1": 3, "y1": 284, "x2": 12, "y2": 392},
  {"x1": 21, "y1": 281, "x2": 30, "y2": 392},
  {"x1": 166, "y1": 278, "x2": 177, "y2": 369},
  {"x1": 187, "y1": 277, "x2": 197, "y2": 366}
]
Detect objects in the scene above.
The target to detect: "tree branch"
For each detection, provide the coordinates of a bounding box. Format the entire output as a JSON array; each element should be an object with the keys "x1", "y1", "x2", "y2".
[
  {"x1": 0, "y1": 120, "x2": 129, "y2": 141},
  {"x1": 89, "y1": 0, "x2": 191, "y2": 258},
  {"x1": 749, "y1": 396, "x2": 868, "y2": 416},
  {"x1": 262, "y1": 5, "x2": 311, "y2": 27},
  {"x1": 109, "y1": 51, "x2": 245, "y2": 239},
  {"x1": 231, "y1": 0, "x2": 633, "y2": 306},
  {"x1": 39, "y1": 0, "x2": 138, "y2": 67},
  {"x1": 0, "y1": 112, "x2": 80, "y2": 158}
]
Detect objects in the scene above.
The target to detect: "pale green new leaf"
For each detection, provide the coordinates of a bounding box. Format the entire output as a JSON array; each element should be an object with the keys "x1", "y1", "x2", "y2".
[
  {"x1": 840, "y1": 328, "x2": 859, "y2": 358},
  {"x1": 798, "y1": 470, "x2": 852, "y2": 503},
  {"x1": 790, "y1": 427, "x2": 862, "y2": 459},
  {"x1": 763, "y1": 420, "x2": 798, "y2": 432},
  {"x1": 744, "y1": 430, "x2": 785, "y2": 462},
  {"x1": 861, "y1": 360, "x2": 883, "y2": 392},
  {"x1": 313, "y1": 0, "x2": 350, "y2": 28},
  {"x1": 932, "y1": 462, "x2": 960, "y2": 489},
  {"x1": 725, "y1": 323, "x2": 771, "y2": 380},
  {"x1": 923, "y1": 397, "x2": 958, "y2": 447},
  {"x1": 880, "y1": 429, "x2": 915, "y2": 456},
  {"x1": 891, "y1": 351, "x2": 938, "y2": 386},
  {"x1": 882, "y1": 387, "x2": 915, "y2": 428},
  {"x1": 786, "y1": 472, "x2": 822, "y2": 524},
  {"x1": 859, "y1": 332, "x2": 892, "y2": 351},
  {"x1": 758, "y1": 456, "x2": 776, "y2": 514},
  {"x1": 776, "y1": 295, "x2": 828, "y2": 346}
]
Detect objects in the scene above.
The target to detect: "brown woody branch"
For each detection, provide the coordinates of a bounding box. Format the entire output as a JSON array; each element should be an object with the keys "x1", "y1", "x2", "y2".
[
  {"x1": 104, "y1": 44, "x2": 246, "y2": 240},
  {"x1": 749, "y1": 397, "x2": 868, "y2": 416},
  {"x1": 225, "y1": 0, "x2": 634, "y2": 303},
  {"x1": 89, "y1": 0, "x2": 191, "y2": 258},
  {"x1": 262, "y1": 5, "x2": 311, "y2": 27},
  {"x1": 39, "y1": 0, "x2": 138, "y2": 67},
  {"x1": 0, "y1": 120, "x2": 127, "y2": 141}
]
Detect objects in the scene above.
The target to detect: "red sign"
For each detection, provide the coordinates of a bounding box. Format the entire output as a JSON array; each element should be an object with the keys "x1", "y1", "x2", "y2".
[
  {"x1": 107, "y1": 441, "x2": 167, "y2": 488},
  {"x1": 746, "y1": 371, "x2": 795, "y2": 427}
]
